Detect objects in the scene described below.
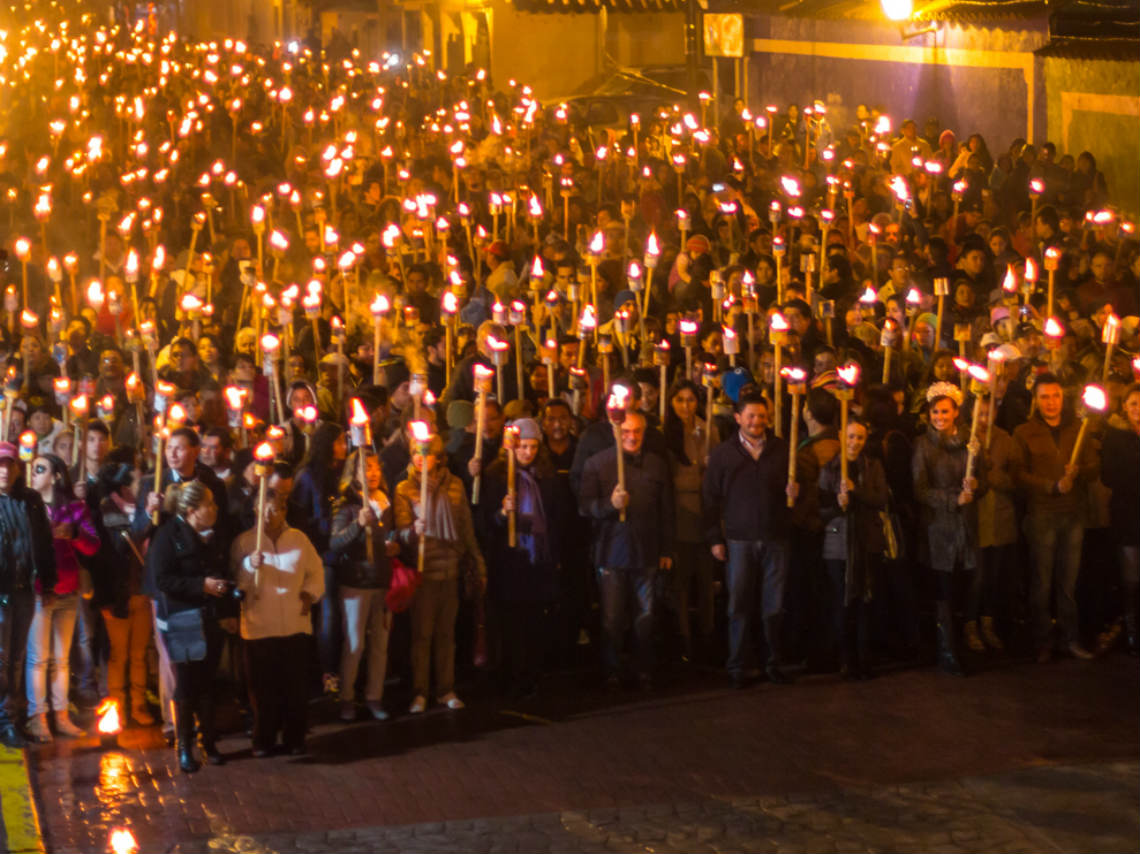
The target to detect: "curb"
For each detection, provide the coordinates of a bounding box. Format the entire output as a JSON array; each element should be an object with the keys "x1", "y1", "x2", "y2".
[{"x1": 0, "y1": 745, "x2": 45, "y2": 854}]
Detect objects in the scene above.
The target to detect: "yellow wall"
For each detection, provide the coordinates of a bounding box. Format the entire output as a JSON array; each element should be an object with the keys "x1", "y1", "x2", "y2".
[
  {"x1": 1043, "y1": 56, "x2": 1140, "y2": 214},
  {"x1": 489, "y1": 0, "x2": 684, "y2": 100}
]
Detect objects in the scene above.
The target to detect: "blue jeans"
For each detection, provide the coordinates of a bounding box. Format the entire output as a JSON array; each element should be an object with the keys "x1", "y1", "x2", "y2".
[
  {"x1": 0, "y1": 591, "x2": 35, "y2": 728},
  {"x1": 725, "y1": 539, "x2": 789, "y2": 675},
  {"x1": 597, "y1": 566, "x2": 656, "y2": 678},
  {"x1": 1028, "y1": 513, "x2": 1084, "y2": 646},
  {"x1": 316, "y1": 564, "x2": 342, "y2": 676},
  {"x1": 71, "y1": 595, "x2": 99, "y2": 697},
  {"x1": 26, "y1": 594, "x2": 79, "y2": 717}
]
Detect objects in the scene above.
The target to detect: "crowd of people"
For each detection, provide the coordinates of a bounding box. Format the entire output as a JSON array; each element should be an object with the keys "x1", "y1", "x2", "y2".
[{"x1": 0, "y1": 3, "x2": 1137, "y2": 775}]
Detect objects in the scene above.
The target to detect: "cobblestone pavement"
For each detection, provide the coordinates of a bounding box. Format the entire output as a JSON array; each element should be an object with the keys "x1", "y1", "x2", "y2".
[
  {"x1": 177, "y1": 760, "x2": 1140, "y2": 854},
  {"x1": 27, "y1": 655, "x2": 1139, "y2": 853}
]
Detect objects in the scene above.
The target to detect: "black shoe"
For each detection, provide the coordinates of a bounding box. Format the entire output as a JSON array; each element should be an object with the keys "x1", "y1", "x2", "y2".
[
  {"x1": 287, "y1": 744, "x2": 307, "y2": 757},
  {"x1": 937, "y1": 624, "x2": 965, "y2": 677},
  {"x1": 0, "y1": 724, "x2": 26, "y2": 749},
  {"x1": 251, "y1": 746, "x2": 273, "y2": 758},
  {"x1": 765, "y1": 664, "x2": 794, "y2": 685},
  {"x1": 203, "y1": 743, "x2": 225, "y2": 766},
  {"x1": 178, "y1": 744, "x2": 201, "y2": 773},
  {"x1": 730, "y1": 667, "x2": 760, "y2": 689}
]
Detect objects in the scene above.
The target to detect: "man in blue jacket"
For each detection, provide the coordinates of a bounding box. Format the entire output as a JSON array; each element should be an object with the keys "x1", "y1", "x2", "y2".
[
  {"x1": 703, "y1": 390, "x2": 795, "y2": 687},
  {"x1": 579, "y1": 409, "x2": 673, "y2": 689}
]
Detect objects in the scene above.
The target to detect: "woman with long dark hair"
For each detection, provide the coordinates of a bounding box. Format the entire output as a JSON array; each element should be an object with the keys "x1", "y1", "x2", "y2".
[
  {"x1": 25, "y1": 454, "x2": 98, "y2": 742},
  {"x1": 663, "y1": 379, "x2": 718, "y2": 662},
  {"x1": 94, "y1": 462, "x2": 155, "y2": 727},
  {"x1": 1100, "y1": 383, "x2": 1140, "y2": 654},
  {"x1": 818, "y1": 417, "x2": 888, "y2": 678}
]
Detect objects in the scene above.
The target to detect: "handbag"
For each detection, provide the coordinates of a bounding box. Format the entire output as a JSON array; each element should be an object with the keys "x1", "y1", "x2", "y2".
[
  {"x1": 384, "y1": 557, "x2": 421, "y2": 614},
  {"x1": 155, "y1": 596, "x2": 207, "y2": 664}
]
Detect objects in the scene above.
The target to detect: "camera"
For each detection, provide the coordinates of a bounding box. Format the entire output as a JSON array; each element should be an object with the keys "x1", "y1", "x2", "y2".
[{"x1": 221, "y1": 580, "x2": 245, "y2": 602}]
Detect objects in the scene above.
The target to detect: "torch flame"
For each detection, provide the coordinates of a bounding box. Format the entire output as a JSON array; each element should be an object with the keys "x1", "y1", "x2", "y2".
[
  {"x1": 769, "y1": 312, "x2": 789, "y2": 332},
  {"x1": 837, "y1": 363, "x2": 861, "y2": 387},
  {"x1": 1024, "y1": 257, "x2": 1038, "y2": 282},
  {"x1": 579, "y1": 305, "x2": 597, "y2": 330},
  {"x1": 410, "y1": 420, "x2": 431, "y2": 443},
  {"x1": 589, "y1": 231, "x2": 604, "y2": 255},
  {"x1": 223, "y1": 386, "x2": 247, "y2": 410},
  {"x1": 109, "y1": 828, "x2": 138, "y2": 854},
  {"x1": 254, "y1": 441, "x2": 275, "y2": 462},
  {"x1": 645, "y1": 232, "x2": 660, "y2": 257},
  {"x1": 531, "y1": 255, "x2": 545, "y2": 278},
  {"x1": 859, "y1": 287, "x2": 878, "y2": 304},
  {"x1": 350, "y1": 398, "x2": 369, "y2": 426},
  {"x1": 1082, "y1": 385, "x2": 1107, "y2": 412},
  {"x1": 1001, "y1": 264, "x2": 1017, "y2": 293}
]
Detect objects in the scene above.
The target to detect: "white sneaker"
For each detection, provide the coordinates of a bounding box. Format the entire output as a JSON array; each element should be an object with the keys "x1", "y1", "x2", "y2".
[
  {"x1": 366, "y1": 703, "x2": 389, "y2": 721},
  {"x1": 439, "y1": 693, "x2": 465, "y2": 711},
  {"x1": 408, "y1": 696, "x2": 426, "y2": 714}
]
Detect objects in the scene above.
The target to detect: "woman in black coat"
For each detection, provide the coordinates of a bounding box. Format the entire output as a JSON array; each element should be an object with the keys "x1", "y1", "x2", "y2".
[
  {"x1": 328, "y1": 449, "x2": 397, "y2": 722},
  {"x1": 147, "y1": 480, "x2": 233, "y2": 773},
  {"x1": 819, "y1": 417, "x2": 888, "y2": 679},
  {"x1": 1101, "y1": 383, "x2": 1140, "y2": 654},
  {"x1": 480, "y1": 418, "x2": 566, "y2": 697},
  {"x1": 911, "y1": 382, "x2": 985, "y2": 677}
]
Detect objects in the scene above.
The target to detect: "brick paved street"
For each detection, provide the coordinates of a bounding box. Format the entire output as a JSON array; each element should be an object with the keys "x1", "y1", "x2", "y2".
[{"x1": 25, "y1": 655, "x2": 1140, "y2": 853}]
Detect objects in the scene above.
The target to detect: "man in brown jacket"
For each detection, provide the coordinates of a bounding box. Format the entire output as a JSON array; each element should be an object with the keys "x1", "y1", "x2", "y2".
[{"x1": 1012, "y1": 374, "x2": 1098, "y2": 662}]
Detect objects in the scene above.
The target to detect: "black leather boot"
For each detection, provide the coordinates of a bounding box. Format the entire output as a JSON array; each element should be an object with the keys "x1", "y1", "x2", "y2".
[
  {"x1": 935, "y1": 601, "x2": 965, "y2": 677},
  {"x1": 174, "y1": 701, "x2": 200, "y2": 773}
]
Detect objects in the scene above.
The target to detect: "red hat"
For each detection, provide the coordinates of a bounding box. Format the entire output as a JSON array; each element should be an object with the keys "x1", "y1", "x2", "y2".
[
  {"x1": 486, "y1": 241, "x2": 510, "y2": 259},
  {"x1": 686, "y1": 234, "x2": 710, "y2": 255},
  {"x1": 0, "y1": 442, "x2": 18, "y2": 462}
]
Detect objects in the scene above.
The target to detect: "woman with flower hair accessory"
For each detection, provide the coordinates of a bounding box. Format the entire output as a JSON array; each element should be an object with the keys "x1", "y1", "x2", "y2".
[{"x1": 912, "y1": 381, "x2": 986, "y2": 676}]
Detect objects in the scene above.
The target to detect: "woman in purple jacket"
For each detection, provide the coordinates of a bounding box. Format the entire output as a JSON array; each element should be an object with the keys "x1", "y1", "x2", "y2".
[{"x1": 25, "y1": 454, "x2": 99, "y2": 742}]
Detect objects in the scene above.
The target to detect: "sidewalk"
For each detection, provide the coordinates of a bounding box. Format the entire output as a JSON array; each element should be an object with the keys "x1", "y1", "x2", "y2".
[
  {"x1": 26, "y1": 655, "x2": 1140, "y2": 853},
  {"x1": 170, "y1": 760, "x2": 1140, "y2": 853}
]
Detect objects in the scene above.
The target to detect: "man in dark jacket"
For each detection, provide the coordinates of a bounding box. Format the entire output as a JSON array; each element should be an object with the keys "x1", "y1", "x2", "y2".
[
  {"x1": 1012, "y1": 374, "x2": 1098, "y2": 662},
  {"x1": 703, "y1": 390, "x2": 795, "y2": 687},
  {"x1": 579, "y1": 410, "x2": 673, "y2": 688},
  {"x1": 0, "y1": 443, "x2": 57, "y2": 747}
]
